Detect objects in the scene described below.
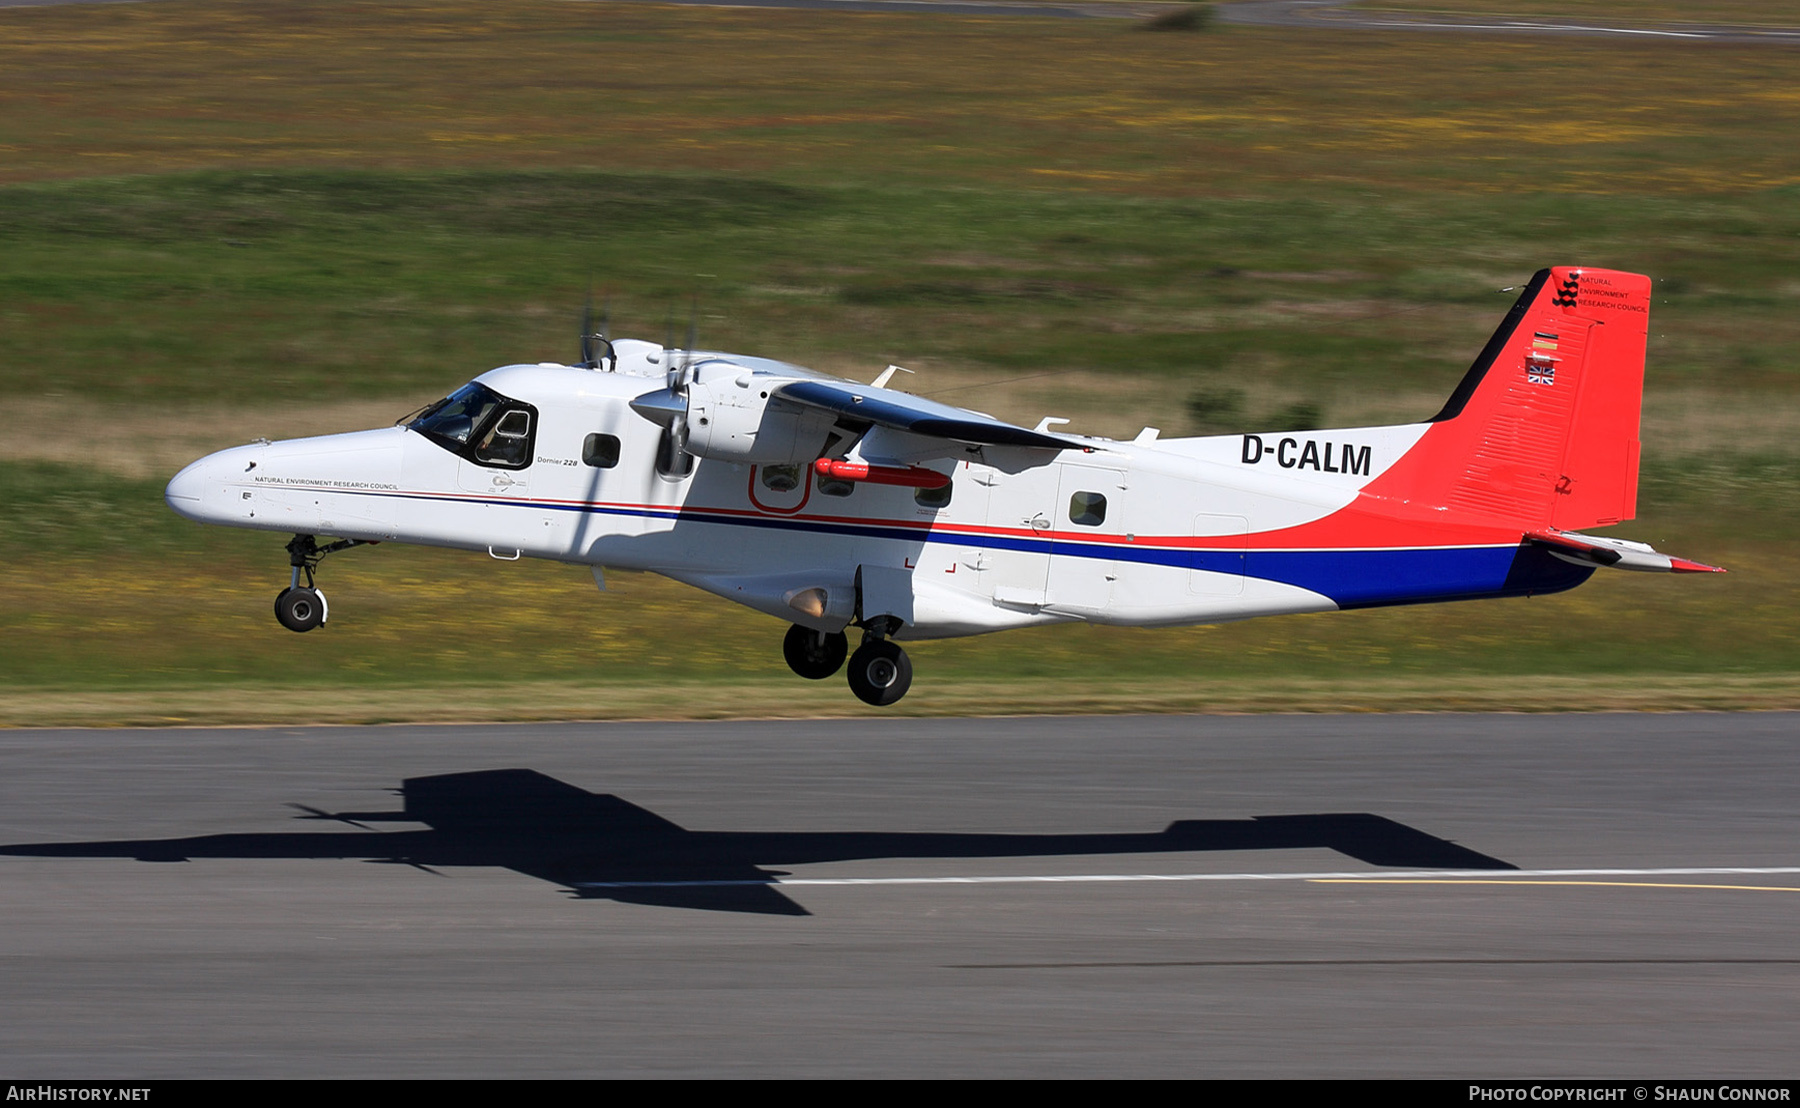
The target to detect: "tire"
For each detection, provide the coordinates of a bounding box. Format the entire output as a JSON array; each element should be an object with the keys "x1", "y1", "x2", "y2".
[
  {"x1": 846, "y1": 639, "x2": 912, "y2": 706},
  {"x1": 274, "y1": 586, "x2": 327, "y2": 633},
  {"x1": 783, "y1": 624, "x2": 848, "y2": 680}
]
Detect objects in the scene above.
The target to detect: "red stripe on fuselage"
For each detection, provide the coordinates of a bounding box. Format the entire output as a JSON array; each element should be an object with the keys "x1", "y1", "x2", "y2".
[{"x1": 277, "y1": 476, "x2": 1520, "y2": 556}]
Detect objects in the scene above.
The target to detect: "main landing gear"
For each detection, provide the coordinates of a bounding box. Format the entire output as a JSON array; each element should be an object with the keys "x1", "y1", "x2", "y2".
[
  {"x1": 274, "y1": 534, "x2": 374, "y2": 633},
  {"x1": 783, "y1": 618, "x2": 912, "y2": 707},
  {"x1": 783, "y1": 624, "x2": 848, "y2": 680}
]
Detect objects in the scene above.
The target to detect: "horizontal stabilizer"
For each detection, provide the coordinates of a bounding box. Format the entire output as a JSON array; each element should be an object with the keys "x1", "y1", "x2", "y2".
[
  {"x1": 1525, "y1": 530, "x2": 1725, "y2": 574},
  {"x1": 775, "y1": 379, "x2": 1090, "y2": 452}
]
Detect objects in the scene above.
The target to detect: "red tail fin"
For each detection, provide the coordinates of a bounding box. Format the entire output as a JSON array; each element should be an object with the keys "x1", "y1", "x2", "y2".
[{"x1": 1403, "y1": 266, "x2": 1648, "y2": 531}]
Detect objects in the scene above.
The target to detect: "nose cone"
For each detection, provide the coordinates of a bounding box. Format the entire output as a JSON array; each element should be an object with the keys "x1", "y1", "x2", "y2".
[
  {"x1": 165, "y1": 442, "x2": 262, "y2": 525},
  {"x1": 629, "y1": 386, "x2": 686, "y2": 428},
  {"x1": 165, "y1": 455, "x2": 215, "y2": 521}
]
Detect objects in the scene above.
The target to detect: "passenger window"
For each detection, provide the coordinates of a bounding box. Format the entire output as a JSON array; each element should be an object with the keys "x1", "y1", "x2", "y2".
[
  {"x1": 474, "y1": 408, "x2": 532, "y2": 467},
  {"x1": 816, "y1": 471, "x2": 855, "y2": 498},
  {"x1": 915, "y1": 480, "x2": 952, "y2": 510},
  {"x1": 761, "y1": 464, "x2": 802, "y2": 492},
  {"x1": 583, "y1": 433, "x2": 621, "y2": 469},
  {"x1": 1069, "y1": 491, "x2": 1107, "y2": 526}
]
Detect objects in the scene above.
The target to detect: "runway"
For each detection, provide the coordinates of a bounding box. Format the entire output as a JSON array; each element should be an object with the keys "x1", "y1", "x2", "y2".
[{"x1": 2, "y1": 712, "x2": 1797, "y2": 1077}]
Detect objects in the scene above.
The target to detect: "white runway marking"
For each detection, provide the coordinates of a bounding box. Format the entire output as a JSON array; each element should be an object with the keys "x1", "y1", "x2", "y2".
[
  {"x1": 1367, "y1": 20, "x2": 1708, "y2": 39},
  {"x1": 575, "y1": 865, "x2": 1800, "y2": 890}
]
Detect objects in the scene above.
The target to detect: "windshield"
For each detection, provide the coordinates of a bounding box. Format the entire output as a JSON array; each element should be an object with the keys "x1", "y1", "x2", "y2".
[{"x1": 410, "y1": 382, "x2": 503, "y2": 445}]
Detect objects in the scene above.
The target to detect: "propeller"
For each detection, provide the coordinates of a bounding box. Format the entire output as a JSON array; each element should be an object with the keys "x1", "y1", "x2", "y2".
[
  {"x1": 629, "y1": 297, "x2": 701, "y2": 471},
  {"x1": 684, "y1": 296, "x2": 698, "y2": 372},
  {"x1": 668, "y1": 298, "x2": 699, "y2": 455},
  {"x1": 663, "y1": 311, "x2": 690, "y2": 460},
  {"x1": 577, "y1": 290, "x2": 614, "y2": 370}
]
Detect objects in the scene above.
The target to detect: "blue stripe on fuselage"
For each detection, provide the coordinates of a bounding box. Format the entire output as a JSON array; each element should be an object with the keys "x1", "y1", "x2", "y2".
[
  {"x1": 1253, "y1": 545, "x2": 1592, "y2": 607},
  {"x1": 352, "y1": 488, "x2": 1594, "y2": 608}
]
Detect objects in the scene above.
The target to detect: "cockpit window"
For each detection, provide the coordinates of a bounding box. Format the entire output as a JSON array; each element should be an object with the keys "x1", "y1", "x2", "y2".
[
  {"x1": 411, "y1": 383, "x2": 501, "y2": 445},
  {"x1": 410, "y1": 381, "x2": 537, "y2": 469},
  {"x1": 474, "y1": 409, "x2": 531, "y2": 466}
]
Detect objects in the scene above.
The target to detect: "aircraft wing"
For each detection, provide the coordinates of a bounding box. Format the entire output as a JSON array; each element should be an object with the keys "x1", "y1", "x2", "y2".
[{"x1": 773, "y1": 379, "x2": 1091, "y2": 452}]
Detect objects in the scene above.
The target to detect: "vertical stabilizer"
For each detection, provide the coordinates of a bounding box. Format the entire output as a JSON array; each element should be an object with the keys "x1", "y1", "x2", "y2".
[{"x1": 1399, "y1": 267, "x2": 1649, "y2": 531}]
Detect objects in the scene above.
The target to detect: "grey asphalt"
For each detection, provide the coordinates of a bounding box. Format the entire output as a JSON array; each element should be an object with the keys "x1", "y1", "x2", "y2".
[{"x1": 2, "y1": 712, "x2": 1798, "y2": 1077}]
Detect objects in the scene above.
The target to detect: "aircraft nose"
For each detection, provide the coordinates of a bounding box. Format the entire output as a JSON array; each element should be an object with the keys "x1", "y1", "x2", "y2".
[{"x1": 165, "y1": 453, "x2": 227, "y2": 522}]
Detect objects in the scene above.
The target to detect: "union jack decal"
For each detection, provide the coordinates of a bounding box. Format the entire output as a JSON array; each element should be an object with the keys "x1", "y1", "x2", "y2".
[{"x1": 1526, "y1": 350, "x2": 1558, "y2": 386}]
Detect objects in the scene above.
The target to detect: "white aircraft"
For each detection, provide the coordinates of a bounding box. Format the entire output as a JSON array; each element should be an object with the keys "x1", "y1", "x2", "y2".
[{"x1": 166, "y1": 267, "x2": 1721, "y2": 705}]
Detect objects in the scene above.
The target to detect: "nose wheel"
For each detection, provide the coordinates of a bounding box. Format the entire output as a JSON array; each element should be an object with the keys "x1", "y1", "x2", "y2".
[
  {"x1": 272, "y1": 534, "x2": 373, "y2": 634},
  {"x1": 274, "y1": 585, "x2": 328, "y2": 633}
]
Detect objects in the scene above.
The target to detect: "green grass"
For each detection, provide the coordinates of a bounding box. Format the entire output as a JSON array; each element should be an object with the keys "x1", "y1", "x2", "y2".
[
  {"x1": 5, "y1": 171, "x2": 1800, "y2": 411},
  {"x1": 0, "y1": 451, "x2": 1789, "y2": 696}
]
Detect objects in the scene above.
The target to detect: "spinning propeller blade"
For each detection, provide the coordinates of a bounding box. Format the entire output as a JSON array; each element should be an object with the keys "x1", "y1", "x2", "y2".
[
  {"x1": 684, "y1": 296, "x2": 698, "y2": 383},
  {"x1": 578, "y1": 288, "x2": 615, "y2": 371},
  {"x1": 628, "y1": 295, "x2": 707, "y2": 475},
  {"x1": 579, "y1": 293, "x2": 596, "y2": 368}
]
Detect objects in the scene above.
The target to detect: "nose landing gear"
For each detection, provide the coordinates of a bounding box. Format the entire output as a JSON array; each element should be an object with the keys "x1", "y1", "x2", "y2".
[{"x1": 274, "y1": 534, "x2": 374, "y2": 633}]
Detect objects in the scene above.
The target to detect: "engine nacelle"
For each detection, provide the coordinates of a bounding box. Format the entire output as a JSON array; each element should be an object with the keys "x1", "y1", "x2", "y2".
[{"x1": 685, "y1": 370, "x2": 839, "y2": 464}]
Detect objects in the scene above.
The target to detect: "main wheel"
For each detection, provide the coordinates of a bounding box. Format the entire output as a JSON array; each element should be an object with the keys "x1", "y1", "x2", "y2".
[
  {"x1": 783, "y1": 624, "x2": 848, "y2": 680},
  {"x1": 274, "y1": 586, "x2": 327, "y2": 633},
  {"x1": 846, "y1": 639, "x2": 912, "y2": 706}
]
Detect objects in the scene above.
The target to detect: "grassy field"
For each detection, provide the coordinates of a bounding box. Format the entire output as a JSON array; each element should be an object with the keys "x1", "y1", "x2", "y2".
[{"x1": 0, "y1": 1, "x2": 1794, "y2": 722}]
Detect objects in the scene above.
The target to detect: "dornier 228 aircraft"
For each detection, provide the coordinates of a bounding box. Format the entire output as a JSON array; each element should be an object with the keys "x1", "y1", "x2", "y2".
[{"x1": 165, "y1": 266, "x2": 1722, "y2": 706}]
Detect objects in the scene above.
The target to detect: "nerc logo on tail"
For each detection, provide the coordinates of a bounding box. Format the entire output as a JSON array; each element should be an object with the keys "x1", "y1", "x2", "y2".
[{"x1": 164, "y1": 266, "x2": 1721, "y2": 707}]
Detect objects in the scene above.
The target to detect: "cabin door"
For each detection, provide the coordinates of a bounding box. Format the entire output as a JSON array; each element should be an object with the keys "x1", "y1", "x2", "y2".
[{"x1": 1048, "y1": 464, "x2": 1128, "y2": 616}]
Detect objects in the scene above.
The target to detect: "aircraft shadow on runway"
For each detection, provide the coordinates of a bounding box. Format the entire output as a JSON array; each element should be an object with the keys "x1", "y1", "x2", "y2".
[{"x1": 0, "y1": 768, "x2": 1515, "y2": 915}]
